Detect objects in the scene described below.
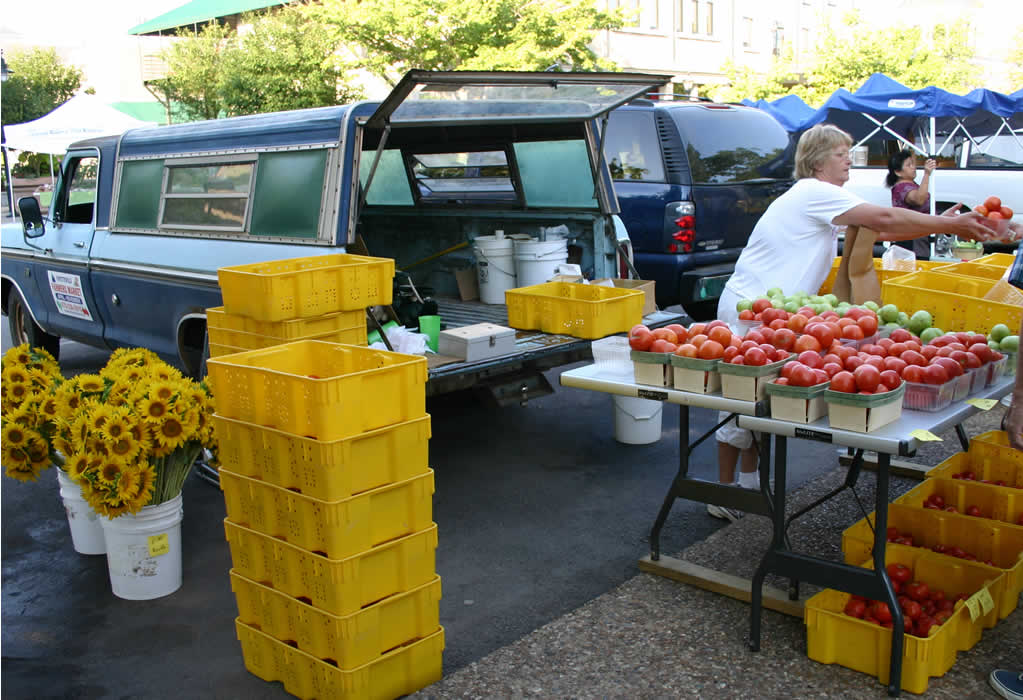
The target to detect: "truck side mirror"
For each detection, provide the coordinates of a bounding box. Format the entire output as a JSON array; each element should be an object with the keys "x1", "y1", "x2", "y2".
[{"x1": 18, "y1": 196, "x2": 45, "y2": 238}]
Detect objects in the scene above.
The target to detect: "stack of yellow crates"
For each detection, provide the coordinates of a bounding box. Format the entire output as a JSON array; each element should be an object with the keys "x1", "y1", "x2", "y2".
[{"x1": 206, "y1": 254, "x2": 444, "y2": 700}]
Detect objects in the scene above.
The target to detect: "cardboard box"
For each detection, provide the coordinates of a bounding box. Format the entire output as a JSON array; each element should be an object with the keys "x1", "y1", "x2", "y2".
[
  {"x1": 548, "y1": 274, "x2": 587, "y2": 284},
  {"x1": 770, "y1": 395, "x2": 828, "y2": 424},
  {"x1": 824, "y1": 385, "x2": 905, "y2": 433},
  {"x1": 454, "y1": 267, "x2": 479, "y2": 301},
  {"x1": 438, "y1": 323, "x2": 515, "y2": 361},
  {"x1": 593, "y1": 278, "x2": 657, "y2": 316}
]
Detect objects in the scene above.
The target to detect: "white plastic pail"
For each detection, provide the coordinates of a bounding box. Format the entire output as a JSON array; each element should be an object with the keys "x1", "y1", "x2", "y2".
[
  {"x1": 473, "y1": 235, "x2": 517, "y2": 304},
  {"x1": 514, "y1": 238, "x2": 569, "y2": 287},
  {"x1": 56, "y1": 468, "x2": 106, "y2": 555},
  {"x1": 101, "y1": 494, "x2": 184, "y2": 600},
  {"x1": 612, "y1": 395, "x2": 664, "y2": 444}
]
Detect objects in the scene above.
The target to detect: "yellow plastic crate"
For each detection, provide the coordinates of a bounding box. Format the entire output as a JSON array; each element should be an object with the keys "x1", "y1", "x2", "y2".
[
  {"x1": 224, "y1": 520, "x2": 438, "y2": 616},
  {"x1": 231, "y1": 571, "x2": 441, "y2": 669},
  {"x1": 817, "y1": 258, "x2": 945, "y2": 295},
  {"x1": 207, "y1": 306, "x2": 366, "y2": 338},
  {"x1": 209, "y1": 342, "x2": 247, "y2": 358},
  {"x1": 505, "y1": 282, "x2": 643, "y2": 339},
  {"x1": 208, "y1": 324, "x2": 368, "y2": 351},
  {"x1": 895, "y1": 477, "x2": 1023, "y2": 528},
  {"x1": 221, "y1": 469, "x2": 435, "y2": 559},
  {"x1": 926, "y1": 430, "x2": 1023, "y2": 488},
  {"x1": 881, "y1": 270, "x2": 1023, "y2": 334},
  {"x1": 212, "y1": 414, "x2": 431, "y2": 501},
  {"x1": 236, "y1": 619, "x2": 443, "y2": 700},
  {"x1": 842, "y1": 503, "x2": 1023, "y2": 620},
  {"x1": 206, "y1": 341, "x2": 427, "y2": 441},
  {"x1": 931, "y1": 260, "x2": 1009, "y2": 281},
  {"x1": 805, "y1": 548, "x2": 1000, "y2": 694},
  {"x1": 217, "y1": 254, "x2": 395, "y2": 322},
  {"x1": 973, "y1": 252, "x2": 1017, "y2": 269}
]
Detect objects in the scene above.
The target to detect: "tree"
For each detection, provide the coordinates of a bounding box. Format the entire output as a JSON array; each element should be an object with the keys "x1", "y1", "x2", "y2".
[
  {"x1": 712, "y1": 10, "x2": 980, "y2": 106},
  {"x1": 150, "y1": 5, "x2": 363, "y2": 121},
  {"x1": 1, "y1": 48, "x2": 83, "y2": 125},
  {"x1": 1008, "y1": 26, "x2": 1023, "y2": 90},
  {"x1": 308, "y1": 0, "x2": 626, "y2": 87}
]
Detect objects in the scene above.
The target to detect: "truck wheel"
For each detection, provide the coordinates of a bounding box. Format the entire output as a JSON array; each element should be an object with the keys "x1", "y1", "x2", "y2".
[{"x1": 7, "y1": 290, "x2": 61, "y2": 360}]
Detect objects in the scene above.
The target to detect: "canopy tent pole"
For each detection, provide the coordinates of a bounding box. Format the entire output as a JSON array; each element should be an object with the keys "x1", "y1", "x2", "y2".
[{"x1": 49, "y1": 154, "x2": 55, "y2": 190}]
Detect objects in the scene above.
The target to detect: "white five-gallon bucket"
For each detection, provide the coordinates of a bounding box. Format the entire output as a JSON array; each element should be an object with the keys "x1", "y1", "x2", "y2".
[
  {"x1": 473, "y1": 234, "x2": 517, "y2": 304},
  {"x1": 515, "y1": 237, "x2": 569, "y2": 288},
  {"x1": 612, "y1": 395, "x2": 664, "y2": 444},
  {"x1": 101, "y1": 494, "x2": 184, "y2": 600},
  {"x1": 56, "y1": 468, "x2": 106, "y2": 555}
]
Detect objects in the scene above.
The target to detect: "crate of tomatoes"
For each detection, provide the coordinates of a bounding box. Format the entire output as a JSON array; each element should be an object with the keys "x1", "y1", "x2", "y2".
[{"x1": 805, "y1": 546, "x2": 1002, "y2": 694}]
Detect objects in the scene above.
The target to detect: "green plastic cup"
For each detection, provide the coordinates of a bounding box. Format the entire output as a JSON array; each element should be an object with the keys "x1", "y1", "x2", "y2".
[{"x1": 419, "y1": 315, "x2": 441, "y2": 352}]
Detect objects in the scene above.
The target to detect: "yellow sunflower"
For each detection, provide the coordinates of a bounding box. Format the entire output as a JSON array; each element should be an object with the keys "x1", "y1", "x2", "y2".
[
  {"x1": 150, "y1": 381, "x2": 178, "y2": 402},
  {"x1": 98, "y1": 458, "x2": 125, "y2": 485},
  {"x1": 136, "y1": 462, "x2": 157, "y2": 501},
  {"x1": 65, "y1": 452, "x2": 91, "y2": 481},
  {"x1": 108, "y1": 431, "x2": 142, "y2": 462},
  {"x1": 88, "y1": 403, "x2": 117, "y2": 433},
  {"x1": 153, "y1": 414, "x2": 189, "y2": 451},
  {"x1": 2, "y1": 365, "x2": 29, "y2": 385},
  {"x1": 2, "y1": 422, "x2": 30, "y2": 449},
  {"x1": 3, "y1": 344, "x2": 33, "y2": 367},
  {"x1": 4, "y1": 380, "x2": 31, "y2": 405},
  {"x1": 115, "y1": 467, "x2": 141, "y2": 501},
  {"x1": 75, "y1": 373, "x2": 105, "y2": 394},
  {"x1": 4, "y1": 452, "x2": 38, "y2": 481},
  {"x1": 139, "y1": 395, "x2": 170, "y2": 423},
  {"x1": 38, "y1": 395, "x2": 61, "y2": 422}
]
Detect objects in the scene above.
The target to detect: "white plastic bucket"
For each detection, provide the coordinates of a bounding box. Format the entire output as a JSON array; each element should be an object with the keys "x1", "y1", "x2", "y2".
[
  {"x1": 101, "y1": 494, "x2": 184, "y2": 600},
  {"x1": 514, "y1": 238, "x2": 569, "y2": 288},
  {"x1": 612, "y1": 395, "x2": 663, "y2": 444},
  {"x1": 472, "y1": 235, "x2": 517, "y2": 304},
  {"x1": 56, "y1": 468, "x2": 106, "y2": 555}
]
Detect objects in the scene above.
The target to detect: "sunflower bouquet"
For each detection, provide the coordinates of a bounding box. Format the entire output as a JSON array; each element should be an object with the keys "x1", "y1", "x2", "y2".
[
  {"x1": 53, "y1": 347, "x2": 217, "y2": 519},
  {"x1": 1, "y1": 344, "x2": 65, "y2": 480}
]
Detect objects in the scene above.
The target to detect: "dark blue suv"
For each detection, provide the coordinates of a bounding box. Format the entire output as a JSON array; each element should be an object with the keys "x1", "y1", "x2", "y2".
[{"x1": 604, "y1": 98, "x2": 794, "y2": 315}]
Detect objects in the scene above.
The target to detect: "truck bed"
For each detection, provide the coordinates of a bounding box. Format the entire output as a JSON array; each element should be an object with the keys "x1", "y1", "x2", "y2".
[{"x1": 424, "y1": 297, "x2": 684, "y2": 398}]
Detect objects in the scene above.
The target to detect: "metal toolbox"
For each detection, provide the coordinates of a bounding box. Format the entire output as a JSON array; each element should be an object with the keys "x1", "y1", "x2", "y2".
[{"x1": 437, "y1": 323, "x2": 516, "y2": 361}]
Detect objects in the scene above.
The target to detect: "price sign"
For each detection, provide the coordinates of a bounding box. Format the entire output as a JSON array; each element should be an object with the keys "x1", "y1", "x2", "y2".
[
  {"x1": 965, "y1": 595, "x2": 982, "y2": 621},
  {"x1": 965, "y1": 398, "x2": 998, "y2": 410},
  {"x1": 910, "y1": 429, "x2": 942, "y2": 442},
  {"x1": 148, "y1": 533, "x2": 170, "y2": 557},
  {"x1": 978, "y1": 587, "x2": 995, "y2": 615}
]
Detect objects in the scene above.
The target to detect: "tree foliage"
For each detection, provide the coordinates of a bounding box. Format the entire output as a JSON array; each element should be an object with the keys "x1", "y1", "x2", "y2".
[
  {"x1": 150, "y1": 5, "x2": 363, "y2": 121},
  {"x1": 713, "y1": 10, "x2": 980, "y2": 106},
  {"x1": 308, "y1": 0, "x2": 625, "y2": 86},
  {"x1": 1, "y1": 48, "x2": 83, "y2": 125},
  {"x1": 1009, "y1": 26, "x2": 1023, "y2": 90}
]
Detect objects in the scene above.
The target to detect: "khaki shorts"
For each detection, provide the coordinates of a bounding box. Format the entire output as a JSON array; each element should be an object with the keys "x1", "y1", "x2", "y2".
[{"x1": 715, "y1": 410, "x2": 754, "y2": 449}]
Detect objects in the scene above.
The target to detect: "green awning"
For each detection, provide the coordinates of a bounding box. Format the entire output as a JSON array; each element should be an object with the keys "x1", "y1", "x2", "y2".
[
  {"x1": 110, "y1": 102, "x2": 170, "y2": 124},
  {"x1": 127, "y1": 0, "x2": 288, "y2": 35}
]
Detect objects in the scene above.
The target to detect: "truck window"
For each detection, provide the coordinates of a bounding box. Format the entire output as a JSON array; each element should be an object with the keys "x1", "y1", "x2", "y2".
[
  {"x1": 671, "y1": 108, "x2": 788, "y2": 184},
  {"x1": 250, "y1": 150, "x2": 328, "y2": 238},
  {"x1": 412, "y1": 150, "x2": 515, "y2": 202},
  {"x1": 116, "y1": 160, "x2": 165, "y2": 229},
  {"x1": 515, "y1": 140, "x2": 599, "y2": 208},
  {"x1": 161, "y1": 162, "x2": 254, "y2": 231},
  {"x1": 360, "y1": 149, "x2": 415, "y2": 206},
  {"x1": 966, "y1": 134, "x2": 1023, "y2": 168},
  {"x1": 57, "y1": 155, "x2": 99, "y2": 224},
  {"x1": 603, "y1": 111, "x2": 666, "y2": 182}
]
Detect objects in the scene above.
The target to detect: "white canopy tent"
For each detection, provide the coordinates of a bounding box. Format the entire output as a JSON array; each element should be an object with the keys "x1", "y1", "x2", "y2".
[{"x1": 2, "y1": 94, "x2": 157, "y2": 220}]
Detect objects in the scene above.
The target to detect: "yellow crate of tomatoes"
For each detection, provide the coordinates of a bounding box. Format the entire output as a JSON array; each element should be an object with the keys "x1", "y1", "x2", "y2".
[
  {"x1": 805, "y1": 546, "x2": 1001, "y2": 694},
  {"x1": 926, "y1": 430, "x2": 1023, "y2": 489},
  {"x1": 842, "y1": 502, "x2": 1023, "y2": 620}
]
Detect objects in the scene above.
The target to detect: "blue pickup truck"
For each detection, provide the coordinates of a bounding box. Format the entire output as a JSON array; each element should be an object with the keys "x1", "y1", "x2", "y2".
[{"x1": 2, "y1": 70, "x2": 682, "y2": 401}]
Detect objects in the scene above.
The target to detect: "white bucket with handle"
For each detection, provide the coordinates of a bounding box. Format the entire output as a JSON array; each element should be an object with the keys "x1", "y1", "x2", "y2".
[
  {"x1": 514, "y1": 237, "x2": 569, "y2": 287},
  {"x1": 612, "y1": 395, "x2": 663, "y2": 444},
  {"x1": 473, "y1": 234, "x2": 517, "y2": 304}
]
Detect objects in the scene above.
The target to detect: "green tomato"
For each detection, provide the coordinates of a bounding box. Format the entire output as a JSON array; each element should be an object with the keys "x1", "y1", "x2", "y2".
[
  {"x1": 766, "y1": 287, "x2": 784, "y2": 298},
  {"x1": 908, "y1": 310, "x2": 933, "y2": 335},
  {"x1": 736, "y1": 299, "x2": 753, "y2": 312},
  {"x1": 863, "y1": 300, "x2": 880, "y2": 312},
  {"x1": 783, "y1": 301, "x2": 800, "y2": 313},
  {"x1": 990, "y1": 323, "x2": 1011, "y2": 343},
  {"x1": 896, "y1": 311, "x2": 911, "y2": 327},
  {"x1": 823, "y1": 294, "x2": 839, "y2": 307},
  {"x1": 999, "y1": 335, "x2": 1020, "y2": 352},
  {"x1": 920, "y1": 328, "x2": 943, "y2": 344},
  {"x1": 879, "y1": 304, "x2": 900, "y2": 323}
]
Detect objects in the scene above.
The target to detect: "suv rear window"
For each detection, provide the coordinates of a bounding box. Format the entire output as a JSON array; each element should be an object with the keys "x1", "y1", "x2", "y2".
[
  {"x1": 603, "y1": 111, "x2": 666, "y2": 182},
  {"x1": 670, "y1": 107, "x2": 789, "y2": 184}
]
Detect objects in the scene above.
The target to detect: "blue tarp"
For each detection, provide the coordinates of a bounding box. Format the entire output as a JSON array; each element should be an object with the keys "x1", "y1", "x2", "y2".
[
  {"x1": 748, "y1": 73, "x2": 1023, "y2": 135},
  {"x1": 740, "y1": 94, "x2": 815, "y2": 132}
]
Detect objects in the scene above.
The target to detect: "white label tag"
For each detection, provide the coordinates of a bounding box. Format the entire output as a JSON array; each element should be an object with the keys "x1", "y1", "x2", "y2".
[{"x1": 47, "y1": 271, "x2": 94, "y2": 320}]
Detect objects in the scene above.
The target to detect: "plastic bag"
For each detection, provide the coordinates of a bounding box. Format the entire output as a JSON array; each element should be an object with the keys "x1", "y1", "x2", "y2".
[
  {"x1": 368, "y1": 325, "x2": 430, "y2": 355},
  {"x1": 881, "y1": 244, "x2": 916, "y2": 271}
]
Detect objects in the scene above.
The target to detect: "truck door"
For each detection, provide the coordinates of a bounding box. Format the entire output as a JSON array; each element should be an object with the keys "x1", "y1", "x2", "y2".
[{"x1": 30, "y1": 150, "x2": 105, "y2": 344}]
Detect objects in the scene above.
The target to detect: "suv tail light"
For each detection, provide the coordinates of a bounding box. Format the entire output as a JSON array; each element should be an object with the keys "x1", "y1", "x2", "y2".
[{"x1": 666, "y1": 202, "x2": 696, "y2": 253}]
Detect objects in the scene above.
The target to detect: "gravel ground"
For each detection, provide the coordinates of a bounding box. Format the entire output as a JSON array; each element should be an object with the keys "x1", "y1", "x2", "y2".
[{"x1": 413, "y1": 406, "x2": 1021, "y2": 699}]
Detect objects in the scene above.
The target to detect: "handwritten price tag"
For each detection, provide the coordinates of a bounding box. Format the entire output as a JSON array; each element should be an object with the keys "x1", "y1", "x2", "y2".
[
  {"x1": 910, "y1": 429, "x2": 942, "y2": 442},
  {"x1": 965, "y1": 595, "x2": 982, "y2": 621},
  {"x1": 965, "y1": 398, "x2": 998, "y2": 410},
  {"x1": 978, "y1": 587, "x2": 995, "y2": 615},
  {"x1": 148, "y1": 533, "x2": 169, "y2": 557}
]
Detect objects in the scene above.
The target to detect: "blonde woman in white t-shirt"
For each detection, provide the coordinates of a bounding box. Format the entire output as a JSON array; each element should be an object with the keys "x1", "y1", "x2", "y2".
[{"x1": 707, "y1": 123, "x2": 1002, "y2": 522}]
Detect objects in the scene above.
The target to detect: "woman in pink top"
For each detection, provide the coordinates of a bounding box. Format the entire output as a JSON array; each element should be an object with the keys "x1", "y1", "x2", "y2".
[{"x1": 886, "y1": 149, "x2": 936, "y2": 259}]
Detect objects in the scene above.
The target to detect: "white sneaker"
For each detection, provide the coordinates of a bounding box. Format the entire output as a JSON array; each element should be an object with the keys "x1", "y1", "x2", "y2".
[{"x1": 707, "y1": 504, "x2": 744, "y2": 522}]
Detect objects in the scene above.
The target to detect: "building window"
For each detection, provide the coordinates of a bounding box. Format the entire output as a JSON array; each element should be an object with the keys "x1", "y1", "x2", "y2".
[
  {"x1": 801, "y1": 27, "x2": 810, "y2": 52},
  {"x1": 690, "y1": 0, "x2": 699, "y2": 33},
  {"x1": 773, "y1": 22, "x2": 784, "y2": 56},
  {"x1": 704, "y1": 2, "x2": 714, "y2": 35},
  {"x1": 618, "y1": 0, "x2": 641, "y2": 28},
  {"x1": 644, "y1": 0, "x2": 659, "y2": 29},
  {"x1": 742, "y1": 17, "x2": 753, "y2": 48},
  {"x1": 675, "y1": 0, "x2": 685, "y2": 31}
]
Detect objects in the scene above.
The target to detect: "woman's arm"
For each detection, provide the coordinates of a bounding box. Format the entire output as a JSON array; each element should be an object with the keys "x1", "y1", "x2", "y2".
[
  {"x1": 834, "y1": 203, "x2": 997, "y2": 242},
  {"x1": 904, "y1": 159, "x2": 935, "y2": 207}
]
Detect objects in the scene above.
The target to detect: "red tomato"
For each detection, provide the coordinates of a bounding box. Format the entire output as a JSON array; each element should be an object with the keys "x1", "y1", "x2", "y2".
[
  {"x1": 698, "y1": 340, "x2": 725, "y2": 360},
  {"x1": 822, "y1": 362, "x2": 844, "y2": 378},
  {"x1": 857, "y1": 315, "x2": 878, "y2": 336},
  {"x1": 706, "y1": 325, "x2": 732, "y2": 347},
  {"x1": 665, "y1": 324, "x2": 688, "y2": 341},
  {"x1": 968, "y1": 342, "x2": 993, "y2": 363},
  {"x1": 886, "y1": 563, "x2": 913, "y2": 584},
  {"x1": 729, "y1": 355, "x2": 746, "y2": 364},
  {"x1": 797, "y1": 350, "x2": 823, "y2": 369},
  {"x1": 883, "y1": 356, "x2": 908, "y2": 374},
  {"x1": 788, "y1": 364, "x2": 814, "y2": 387},
  {"x1": 1001, "y1": 205, "x2": 1014, "y2": 219},
  {"x1": 923, "y1": 363, "x2": 949, "y2": 385},
  {"x1": 705, "y1": 320, "x2": 729, "y2": 333},
  {"x1": 629, "y1": 328, "x2": 654, "y2": 351},
  {"x1": 830, "y1": 371, "x2": 856, "y2": 393},
  {"x1": 879, "y1": 369, "x2": 901, "y2": 390},
  {"x1": 786, "y1": 314, "x2": 808, "y2": 332},
  {"x1": 854, "y1": 364, "x2": 882, "y2": 392},
  {"x1": 806, "y1": 322, "x2": 836, "y2": 348},
  {"x1": 650, "y1": 339, "x2": 677, "y2": 353},
  {"x1": 651, "y1": 328, "x2": 679, "y2": 344},
  {"x1": 902, "y1": 365, "x2": 925, "y2": 383},
  {"x1": 772, "y1": 327, "x2": 796, "y2": 350},
  {"x1": 921, "y1": 345, "x2": 940, "y2": 361},
  {"x1": 844, "y1": 355, "x2": 864, "y2": 371},
  {"x1": 738, "y1": 309, "x2": 756, "y2": 320},
  {"x1": 906, "y1": 582, "x2": 931, "y2": 602},
  {"x1": 900, "y1": 599, "x2": 922, "y2": 621},
  {"x1": 984, "y1": 195, "x2": 1002, "y2": 212},
  {"x1": 863, "y1": 355, "x2": 885, "y2": 370},
  {"x1": 723, "y1": 346, "x2": 740, "y2": 362},
  {"x1": 901, "y1": 350, "x2": 927, "y2": 366},
  {"x1": 794, "y1": 334, "x2": 822, "y2": 353},
  {"x1": 744, "y1": 347, "x2": 768, "y2": 366},
  {"x1": 751, "y1": 299, "x2": 772, "y2": 314},
  {"x1": 689, "y1": 333, "x2": 708, "y2": 347},
  {"x1": 860, "y1": 344, "x2": 886, "y2": 357},
  {"x1": 841, "y1": 324, "x2": 865, "y2": 340},
  {"x1": 889, "y1": 328, "x2": 913, "y2": 343},
  {"x1": 759, "y1": 326, "x2": 776, "y2": 344},
  {"x1": 674, "y1": 343, "x2": 699, "y2": 358},
  {"x1": 963, "y1": 352, "x2": 982, "y2": 369},
  {"x1": 844, "y1": 598, "x2": 866, "y2": 618},
  {"x1": 744, "y1": 329, "x2": 765, "y2": 345},
  {"x1": 870, "y1": 601, "x2": 893, "y2": 624},
  {"x1": 965, "y1": 504, "x2": 982, "y2": 517}
]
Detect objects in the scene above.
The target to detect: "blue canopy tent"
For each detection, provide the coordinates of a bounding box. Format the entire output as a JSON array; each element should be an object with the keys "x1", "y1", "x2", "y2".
[{"x1": 740, "y1": 94, "x2": 815, "y2": 132}]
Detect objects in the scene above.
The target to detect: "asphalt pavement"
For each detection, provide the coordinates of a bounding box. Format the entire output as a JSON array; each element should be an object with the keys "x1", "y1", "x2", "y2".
[{"x1": 2, "y1": 328, "x2": 845, "y2": 699}]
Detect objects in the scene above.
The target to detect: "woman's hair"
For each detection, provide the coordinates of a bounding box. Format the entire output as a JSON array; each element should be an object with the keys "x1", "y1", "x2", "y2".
[
  {"x1": 794, "y1": 124, "x2": 853, "y2": 179},
  {"x1": 886, "y1": 149, "x2": 913, "y2": 188}
]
